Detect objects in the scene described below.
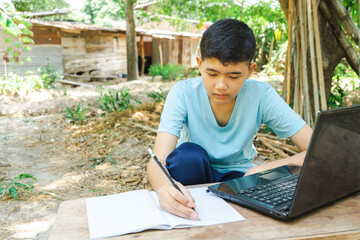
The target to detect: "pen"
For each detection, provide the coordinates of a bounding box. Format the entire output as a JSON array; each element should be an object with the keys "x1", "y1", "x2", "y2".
[{"x1": 147, "y1": 148, "x2": 200, "y2": 220}]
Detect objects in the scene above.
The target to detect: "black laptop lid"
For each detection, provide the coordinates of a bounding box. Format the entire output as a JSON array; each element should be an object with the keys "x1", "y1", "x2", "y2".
[{"x1": 289, "y1": 104, "x2": 360, "y2": 218}]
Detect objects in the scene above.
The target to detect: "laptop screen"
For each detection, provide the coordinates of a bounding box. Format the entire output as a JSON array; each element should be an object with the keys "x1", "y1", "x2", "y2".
[{"x1": 289, "y1": 105, "x2": 360, "y2": 218}]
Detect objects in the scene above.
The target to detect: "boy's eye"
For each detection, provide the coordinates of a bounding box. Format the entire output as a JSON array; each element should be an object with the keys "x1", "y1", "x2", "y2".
[
  {"x1": 229, "y1": 76, "x2": 240, "y2": 79},
  {"x1": 207, "y1": 73, "x2": 217, "y2": 77}
]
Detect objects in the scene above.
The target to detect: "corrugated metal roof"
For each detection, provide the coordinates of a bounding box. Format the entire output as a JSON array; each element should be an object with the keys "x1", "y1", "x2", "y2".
[
  {"x1": 29, "y1": 19, "x2": 203, "y2": 38},
  {"x1": 29, "y1": 19, "x2": 127, "y2": 33}
]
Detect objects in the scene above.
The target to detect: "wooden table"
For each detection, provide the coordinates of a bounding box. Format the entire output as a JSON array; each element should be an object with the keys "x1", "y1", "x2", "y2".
[{"x1": 49, "y1": 190, "x2": 360, "y2": 240}]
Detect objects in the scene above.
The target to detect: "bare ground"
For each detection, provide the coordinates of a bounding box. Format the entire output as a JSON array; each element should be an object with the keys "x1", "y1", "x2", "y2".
[{"x1": 0, "y1": 74, "x2": 302, "y2": 239}]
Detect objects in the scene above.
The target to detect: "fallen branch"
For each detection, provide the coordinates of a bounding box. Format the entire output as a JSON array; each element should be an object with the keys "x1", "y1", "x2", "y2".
[
  {"x1": 257, "y1": 136, "x2": 299, "y2": 155},
  {"x1": 259, "y1": 139, "x2": 290, "y2": 158}
]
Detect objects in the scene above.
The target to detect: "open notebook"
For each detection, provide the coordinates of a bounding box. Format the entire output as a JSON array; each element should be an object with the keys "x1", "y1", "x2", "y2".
[{"x1": 86, "y1": 187, "x2": 244, "y2": 239}]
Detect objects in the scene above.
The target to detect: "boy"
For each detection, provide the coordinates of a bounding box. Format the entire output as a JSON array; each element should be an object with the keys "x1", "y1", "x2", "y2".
[{"x1": 147, "y1": 19, "x2": 312, "y2": 221}]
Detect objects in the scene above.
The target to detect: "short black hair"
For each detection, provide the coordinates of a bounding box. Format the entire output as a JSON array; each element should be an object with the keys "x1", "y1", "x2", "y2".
[{"x1": 200, "y1": 19, "x2": 256, "y2": 65}]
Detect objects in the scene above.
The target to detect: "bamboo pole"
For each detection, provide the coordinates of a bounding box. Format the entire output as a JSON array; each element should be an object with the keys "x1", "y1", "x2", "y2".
[
  {"x1": 311, "y1": 0, "x2": 327, "y2": 111},
  {"x1": 307, "y1": 0, "x2": 320, "y2": 115},
  {"x1": 299, "y1": 0, "x2": 311, "y2": 125},
  {"x1": 285, "y1": 0, "x2": 295, "y2": 104},
  {"x1": 293, "y1": 6, "x2": 301, "y2": 114}
]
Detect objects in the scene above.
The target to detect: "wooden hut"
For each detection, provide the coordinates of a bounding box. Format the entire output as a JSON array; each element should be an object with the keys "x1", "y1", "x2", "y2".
[{"x1": 0, "y1": 18, "x2": 206, "y2": 81}]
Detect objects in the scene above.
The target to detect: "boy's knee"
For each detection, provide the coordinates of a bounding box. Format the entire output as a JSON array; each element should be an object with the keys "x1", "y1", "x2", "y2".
[
  {"x1": 165, "y1": 142, "x2": 213, "y2": 185},
  {"x1": 166, "y1": 142, "x2": 209, "y2": 168}
]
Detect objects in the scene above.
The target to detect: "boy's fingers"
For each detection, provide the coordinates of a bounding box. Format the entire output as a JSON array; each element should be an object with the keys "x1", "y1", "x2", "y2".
[
  {"x1": 168, "y1": 187, "x2": 195, "y2": 209},
  {"x1": 158, "y1": 187, "x2": 198, "y2": 220},
  {"x1": 161, "y1": 195, "x2": 196, "y2": 220}
]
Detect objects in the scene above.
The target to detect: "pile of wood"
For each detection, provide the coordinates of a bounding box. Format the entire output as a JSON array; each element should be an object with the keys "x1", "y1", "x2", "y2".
[
  {"x1": 283, "y1": 0, "x2": 359, "y2": 125},
  {"x1": 255, "y1": 133, "x2": 299, "y2": 160}
]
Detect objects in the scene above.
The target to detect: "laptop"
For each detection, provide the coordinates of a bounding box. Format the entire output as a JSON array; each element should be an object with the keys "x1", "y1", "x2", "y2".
[{"x1": 208, "y1": 104, "x2": 360, "y2": 221}]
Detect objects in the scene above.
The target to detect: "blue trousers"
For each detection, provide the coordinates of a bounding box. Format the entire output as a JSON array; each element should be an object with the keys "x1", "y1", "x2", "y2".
[{"x1": 165, "y1": 142, "x2": 244, "y2": 185}]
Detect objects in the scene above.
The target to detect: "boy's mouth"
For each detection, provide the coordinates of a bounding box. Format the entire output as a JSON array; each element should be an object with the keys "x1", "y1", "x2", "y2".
[{"x1": 213, "y1": 93, "x2": 229, "y2": 99}]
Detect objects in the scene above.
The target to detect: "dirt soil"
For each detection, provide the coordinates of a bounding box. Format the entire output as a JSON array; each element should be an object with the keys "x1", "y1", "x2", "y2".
[{"x1": 0, "y1": 74, "x2": 291, "y2": 240}]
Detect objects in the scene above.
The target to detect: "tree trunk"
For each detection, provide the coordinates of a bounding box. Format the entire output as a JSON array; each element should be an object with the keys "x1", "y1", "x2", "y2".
[{"x1": 125, "y1": 0, "x2": 139, "y2": 81}]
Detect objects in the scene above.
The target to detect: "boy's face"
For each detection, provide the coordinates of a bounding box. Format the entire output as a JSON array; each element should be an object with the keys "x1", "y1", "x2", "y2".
[{"x1": 197, "y1": 57, "x2": 256, "y2": 106}]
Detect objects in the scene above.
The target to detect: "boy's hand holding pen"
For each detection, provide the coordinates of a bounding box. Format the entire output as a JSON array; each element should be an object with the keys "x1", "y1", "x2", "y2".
[{"x1": 148, "y1": 148, "x2": 200, "y2": 221}]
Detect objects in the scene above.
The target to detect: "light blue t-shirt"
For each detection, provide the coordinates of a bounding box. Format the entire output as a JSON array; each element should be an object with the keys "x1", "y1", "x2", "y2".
[{"x1": 158, "y1": 77, "x2": 306, "y2": 173}]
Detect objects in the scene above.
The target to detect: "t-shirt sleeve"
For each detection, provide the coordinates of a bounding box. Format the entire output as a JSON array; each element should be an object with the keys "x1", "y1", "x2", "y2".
[
  {"x1": 157, "y1": 82, "x2": 187, "y2": 138},
  {"x1": 260, "y1": 84, "x2": 306, "y2": 138}
]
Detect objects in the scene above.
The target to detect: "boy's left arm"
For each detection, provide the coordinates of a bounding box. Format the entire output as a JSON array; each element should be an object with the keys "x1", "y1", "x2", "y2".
[{"x1": 245, "y1": 124, "x2": 313, "y2": 176}]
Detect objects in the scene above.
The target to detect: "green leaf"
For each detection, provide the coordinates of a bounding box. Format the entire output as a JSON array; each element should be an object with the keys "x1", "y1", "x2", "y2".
[
  {"x1": 0, "y1": 11, "x2": 22, "y2": 36},
  {"x1": 0, "y1": 187, "x2": 5, "y2": 194},
  {"x1": 9, "y1": 186, "x2": 18, "y2": 199},
  {"x1": 0, "y1": 0, "x2": 16, "y2": 13},
  {"x1": 18, "y1": 173, "x2": 37, "y2": 181},
  {"x1": 107, "y1": 156, "x2": 115, "y2": 164},
  {"x1": 13, "y1": 41, "x2": 22, "y2": 48},
  {"x1": 22, "y1": 36, "x2": 35, "y2": 44},
  {"x1": 15, "y1": 182, "x2": 29, "y2": 190}
]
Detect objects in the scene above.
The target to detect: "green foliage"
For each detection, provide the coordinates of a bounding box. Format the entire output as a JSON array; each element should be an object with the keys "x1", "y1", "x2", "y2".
[
  {"x1": 148, "y1": 63, "x2": 186, "y2": 81},
  {"x1": 89, "y1": 156, "x2": 115, "y2": 168},
  {"x1": 261, "y1": 41, "x2": 288, "y2": 75},
  {"x1": 0, "y1": 61, "x2": 61, "y2": 95},
  {"x1": 0, "y1": 173, "x2": 37, "y2": 199},
  {"x1": 1, "y1": 0, "x2": 34, "y2": 66},
  {"x1": 97, "y1": 86, "x2": 141, "y2": 113},
  {"x1": 147, "y1": 89, "x2": 168, "y2": 103},
  {"x1": 82, "y1": 0, "x2": 125, "y2": 25},
  {"x1": 64, "y1": 103, "x2": 88, "y2": 124},
  {"x1": 329, "y1": 63, "x2": 360, "y2": 108},
  {"x1": 341, "y1": 0, "x2": 359, "y2": 27},
  {"x1": 37, "y1": 60, "x2": 62, "y2": 88},
  {"x1": 0, "y1": 0, "x2": 21, "y2": 35},
  {"x1": 0, "y1": 72, "x2": 44, "y2": 95},
  {"x1": 12, "y1": 0, "x2": 70, "y2": 12}
]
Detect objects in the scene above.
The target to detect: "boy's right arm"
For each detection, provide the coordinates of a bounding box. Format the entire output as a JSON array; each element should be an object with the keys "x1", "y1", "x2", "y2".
[{"x1": 147, "y1": 132, "x2": 198, "y2": 221}]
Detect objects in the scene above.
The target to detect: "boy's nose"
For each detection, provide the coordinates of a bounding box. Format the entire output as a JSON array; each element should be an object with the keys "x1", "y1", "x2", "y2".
[{"x1": 215, "y1": 77, "x2": 228, "y2": 90}]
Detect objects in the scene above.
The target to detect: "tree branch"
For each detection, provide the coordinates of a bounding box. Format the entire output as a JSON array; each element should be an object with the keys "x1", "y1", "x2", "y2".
[
  {"x1": 327, "y1": 0, "x2": 360, "y2": 45},
  {"x1": 319, "y1": 0, "x2": 360, "y2": 76}
]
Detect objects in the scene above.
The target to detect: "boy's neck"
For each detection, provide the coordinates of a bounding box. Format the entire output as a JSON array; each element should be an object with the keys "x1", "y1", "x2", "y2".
[{"x1": 209, "y1": 96, "x2": 237, "y2": 127}]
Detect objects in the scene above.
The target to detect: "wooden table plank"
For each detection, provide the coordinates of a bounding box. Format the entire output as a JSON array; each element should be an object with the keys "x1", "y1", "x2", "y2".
[{"x1": 49, "y1": 192, "x2": 360, "y2": 240}]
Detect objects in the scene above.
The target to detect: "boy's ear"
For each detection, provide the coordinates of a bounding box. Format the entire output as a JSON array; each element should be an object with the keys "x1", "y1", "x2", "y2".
[
  {"x1": 196, "y1": 56, "x2": 202, "y2": 68},
  {"x1": 247, "y1": 62, "x2": 257, "y2": 78}
]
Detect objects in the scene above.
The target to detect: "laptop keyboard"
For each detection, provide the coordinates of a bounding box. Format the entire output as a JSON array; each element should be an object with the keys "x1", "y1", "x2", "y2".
[{"x1": 237, "y1": 174, "x2": 300, "y2": 209}]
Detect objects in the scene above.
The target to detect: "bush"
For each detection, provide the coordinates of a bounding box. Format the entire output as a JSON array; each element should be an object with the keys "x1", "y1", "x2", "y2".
[
  {"x1": 0, "y1": 173, "x2": 37, "y2": 199},
  {"x1": 64, "y1": 103, "x2": 88, "y2": 124},
  {"x1": 147, "y1": 89, "x2": 168, "y2": 103},
  {"x1": 0, "y1": 62, "x2": 62, "y2": 95},
  {"x1": 37, "y1": 61, "x2": 62, "y2": 88},
  {"x1": 148, "y1": 63, "x2": 186, "y2": 81},
  {"x1": 97, "y1": 86, "x2": 142, "y2": 113},
  {"x1": 0, "y1": 73, "x2": 44, "y2": 95}
]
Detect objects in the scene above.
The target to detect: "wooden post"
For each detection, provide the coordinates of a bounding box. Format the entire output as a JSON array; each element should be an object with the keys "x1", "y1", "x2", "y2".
[
  {"x1": 140, "y1": 35, "x2": 146, "y2": 76},
  {"x1": 307, "y1": 0, "x2": 320, "y2": 115},
  {"x1": 3, "y1": 60, "x2": 7, "y2": 81},
  {"x1": 311, "y1": 0, "x2": 327, "y2": 110},
  {"x1": 158, "y1": 39, "x2": 163, "y2": 66},
  {"x1": 285, "y1": 0, "x2": 294, "y2": 104}
]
